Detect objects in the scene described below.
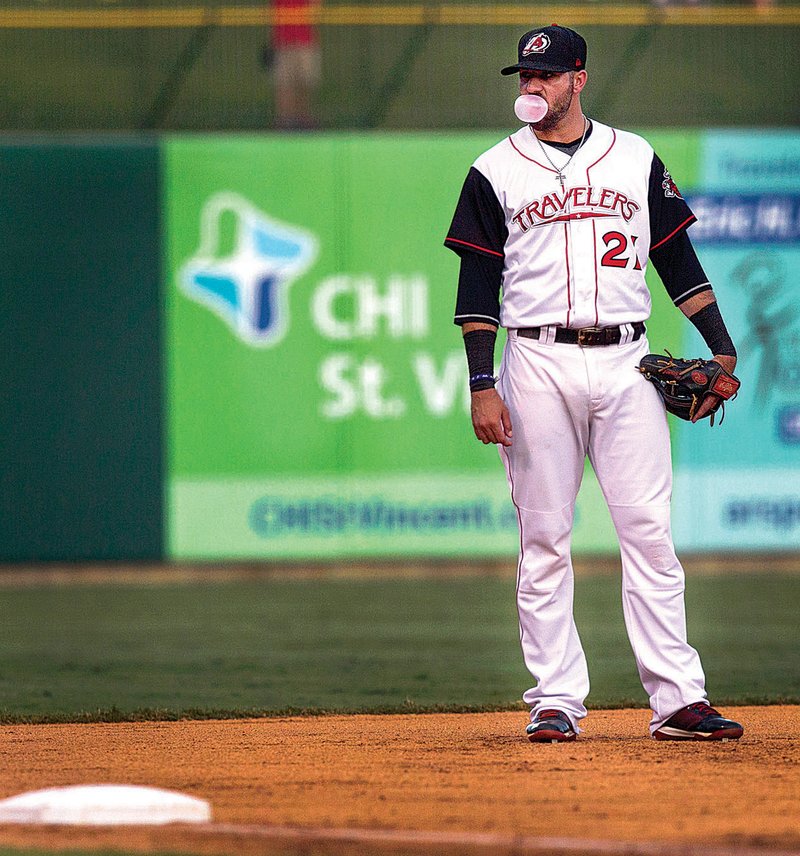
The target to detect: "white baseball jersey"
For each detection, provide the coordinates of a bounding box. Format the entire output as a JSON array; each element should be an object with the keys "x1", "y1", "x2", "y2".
[{"x1": 445, "y1": 121, "x2": 696, "y2": 329}]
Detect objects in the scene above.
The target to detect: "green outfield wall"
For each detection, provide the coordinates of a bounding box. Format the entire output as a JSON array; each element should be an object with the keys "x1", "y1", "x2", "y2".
[
  {"x1": 0, "y1": 140, "x2": 164, "y2": 560},
  {"x1": 2, "y1": 129, "x2": 799, "y2": 561}
]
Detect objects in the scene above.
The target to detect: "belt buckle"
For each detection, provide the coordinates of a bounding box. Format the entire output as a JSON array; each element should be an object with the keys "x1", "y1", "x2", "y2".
[{"x1": 577, "y1": 326, "x2": 604, "y2": 347}]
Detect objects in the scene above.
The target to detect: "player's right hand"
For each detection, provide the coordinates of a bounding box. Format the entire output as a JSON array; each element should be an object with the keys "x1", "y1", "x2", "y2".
[{"x1": 470, "y1": 388, "x2": 513, "y2": 446}]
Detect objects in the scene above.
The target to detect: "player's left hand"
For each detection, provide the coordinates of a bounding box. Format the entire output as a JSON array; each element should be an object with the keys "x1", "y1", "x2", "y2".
[{"x1": 691, "y1": 354, "x2": 737, "y2": 422}]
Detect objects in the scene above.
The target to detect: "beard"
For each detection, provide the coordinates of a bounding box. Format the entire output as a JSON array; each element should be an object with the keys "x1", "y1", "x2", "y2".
[{"x1": 532, "y1": 82, "x2": 574, "y2": 132}]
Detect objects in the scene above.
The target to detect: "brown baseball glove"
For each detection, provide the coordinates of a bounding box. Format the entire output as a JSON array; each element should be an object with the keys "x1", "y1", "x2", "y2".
[{"x1": 638, "y1": 352, "x2": 740, "y2": 425}]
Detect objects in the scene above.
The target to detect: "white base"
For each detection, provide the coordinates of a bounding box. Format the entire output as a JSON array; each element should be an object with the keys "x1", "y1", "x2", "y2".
[{"x1": 0, "y1": 784, "x2": 211, "y2": 825}]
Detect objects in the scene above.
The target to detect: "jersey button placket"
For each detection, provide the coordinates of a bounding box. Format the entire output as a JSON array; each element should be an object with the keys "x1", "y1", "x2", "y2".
[
  {"x1": 572, "y1": 163, "x2": 597, "y2": 329},
  {"x1": 564, "y1": 178, "x2": 577, "y2": 328}
]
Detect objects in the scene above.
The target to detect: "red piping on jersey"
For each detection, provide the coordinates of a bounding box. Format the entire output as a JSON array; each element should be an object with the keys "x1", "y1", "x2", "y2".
[
  {"x1": 592, "y1": 221, "x2": 599, "y2": 326},
  {"x1": 445, "y1": 237, "x2": 504, "y2": 258},
  {"x1": 564, "y1": 222, "x2": 572, "y2": 327},
  {"x1": 500, "y1": 445, "x2": 527, "y2": 660},
  {"x1": 508, "y1": 135, "x2": 559, "y2": 174},
  {"x1": 585, "y1": 129, "x2": 617, "y2": 182},
  {"x1": 584, "y1": 130, "x2": 616, "y2": 327},
  {"x1": 650, "y1": 214, "x2": 697, "y2": 252}
]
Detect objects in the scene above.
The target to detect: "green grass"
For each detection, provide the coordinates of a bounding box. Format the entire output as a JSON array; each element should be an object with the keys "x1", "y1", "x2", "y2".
[{"x1": 0, "y1": 574, "x2": 797, "y2": 722}]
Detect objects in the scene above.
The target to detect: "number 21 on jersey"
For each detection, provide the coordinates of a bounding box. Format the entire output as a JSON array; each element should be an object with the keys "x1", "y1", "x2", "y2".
[{"x1": 601, "y1": 230, "x2": 642, "y2": 270}]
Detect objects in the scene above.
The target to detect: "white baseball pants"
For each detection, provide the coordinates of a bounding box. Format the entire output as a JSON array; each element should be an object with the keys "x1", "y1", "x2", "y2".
[{"x1": 497, "y1": 329, "x2": 708, "y2": 734}]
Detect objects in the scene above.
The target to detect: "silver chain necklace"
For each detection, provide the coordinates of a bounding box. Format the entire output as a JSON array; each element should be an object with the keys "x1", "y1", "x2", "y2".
[{"x1": 533, "y1": 117, "x2": 589, "y2": 188}]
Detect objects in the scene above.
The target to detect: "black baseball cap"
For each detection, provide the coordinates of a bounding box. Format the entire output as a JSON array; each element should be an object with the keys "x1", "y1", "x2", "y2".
[{"x1": 500, "y1": 25, "x2": 587, "y2": 75}]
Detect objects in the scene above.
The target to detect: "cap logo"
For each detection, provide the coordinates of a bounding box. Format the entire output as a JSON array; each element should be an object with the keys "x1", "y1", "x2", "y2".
[{"x1": 522, "y1": 33, "x2": 551, "y2": 55}]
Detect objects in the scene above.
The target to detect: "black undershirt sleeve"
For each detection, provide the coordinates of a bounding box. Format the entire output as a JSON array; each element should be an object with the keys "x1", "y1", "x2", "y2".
[
  {"x1": 646, "y1": 152, "x2": 735, "y2": 354},
  {"x1": 649, "y1": 229, "x2": 712, "y2": 307},
  {"x1": 647, "y1": 152, "x2": 712, "y2": 307},
  {"x1": 455, "y1": 252, "x2": 503, "y2": 326},
  {"x1": 648, "y1": 152, "x2": 696, "y2": 251},
  {"x1": 445, "y1": 167, "x2": 507, "y2": 325},
  {"x1": 445, "y1": 166, "x2": 508, "y2": 260}
]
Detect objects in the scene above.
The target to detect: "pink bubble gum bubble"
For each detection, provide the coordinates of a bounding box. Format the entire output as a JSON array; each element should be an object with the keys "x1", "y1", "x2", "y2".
[{"x1": 514, "y1": 95, "x2": 548, "y2": 123}]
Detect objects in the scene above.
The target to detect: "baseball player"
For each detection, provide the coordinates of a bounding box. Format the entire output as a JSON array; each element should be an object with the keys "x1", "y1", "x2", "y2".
[{"x1": 445, "y1": 25, "x2": 744, "y2": 743}]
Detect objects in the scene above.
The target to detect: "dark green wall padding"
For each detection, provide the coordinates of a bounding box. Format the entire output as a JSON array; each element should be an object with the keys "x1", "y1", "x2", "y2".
[{"x1": 0, "y1": 141, "x2": 163, "y2": 560}]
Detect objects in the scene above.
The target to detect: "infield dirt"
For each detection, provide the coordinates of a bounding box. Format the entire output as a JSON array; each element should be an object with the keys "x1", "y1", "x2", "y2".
[{"x1": 0, "y1": 706, "x2": 798, "y2": 856}]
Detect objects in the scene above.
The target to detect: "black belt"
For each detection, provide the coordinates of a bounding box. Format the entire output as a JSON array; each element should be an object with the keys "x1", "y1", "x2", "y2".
[{"x1": 516, "y1": 322, "x2": 646, "y2": 347}]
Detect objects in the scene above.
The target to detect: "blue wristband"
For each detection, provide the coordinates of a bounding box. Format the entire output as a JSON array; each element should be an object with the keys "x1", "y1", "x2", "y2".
[{"x1": 469, "y1": 373, "x2": 496, "y2": 391}]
